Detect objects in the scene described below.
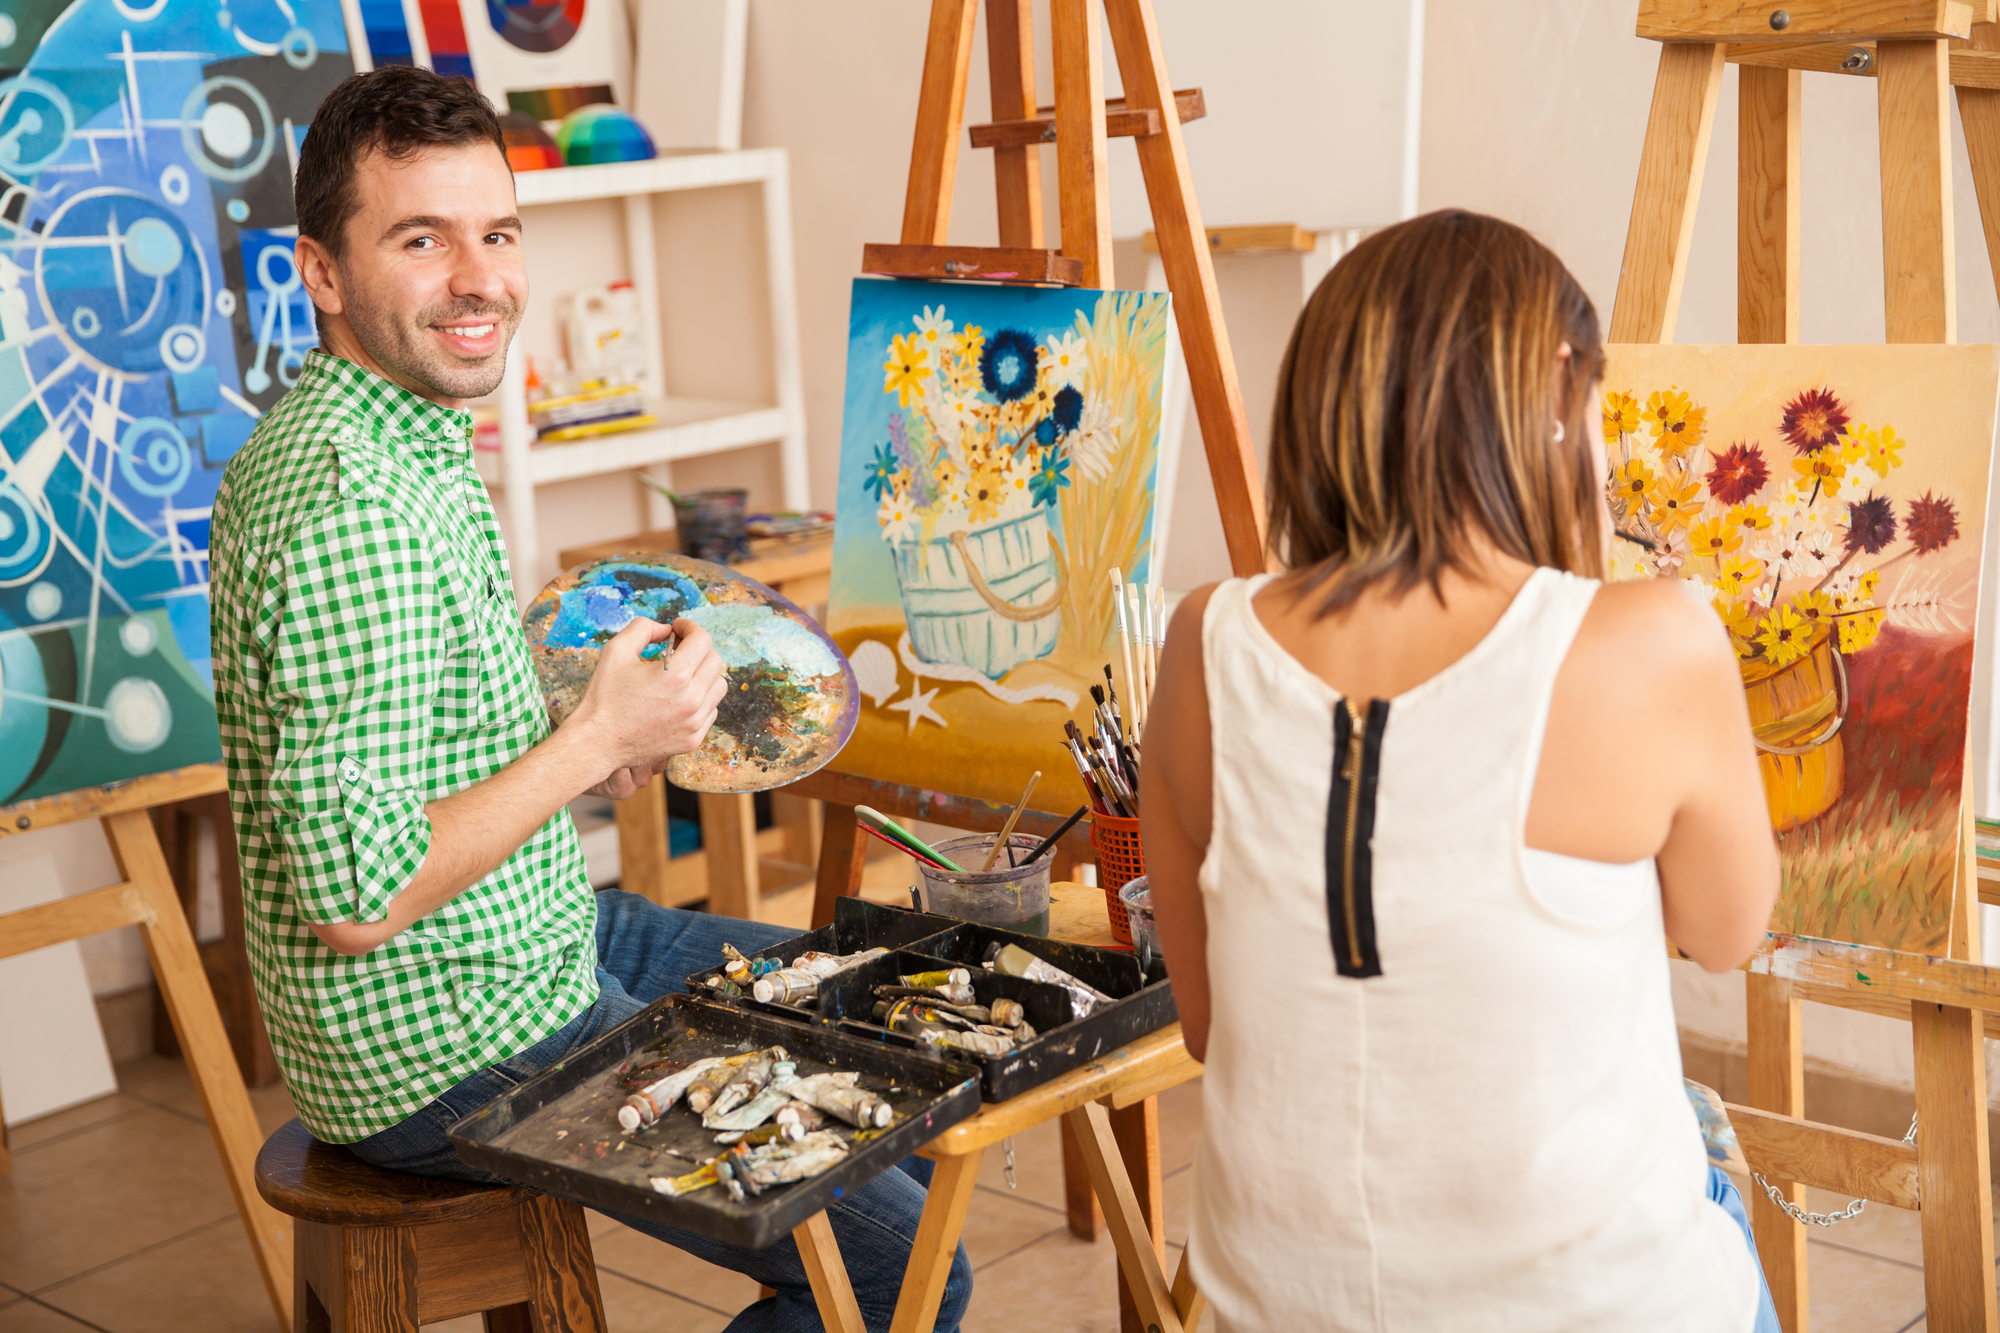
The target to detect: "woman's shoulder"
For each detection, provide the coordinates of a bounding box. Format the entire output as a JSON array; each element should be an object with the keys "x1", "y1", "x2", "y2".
[{"x1": 1572, "y1": 576, "x2": 1739, "y2": 686}]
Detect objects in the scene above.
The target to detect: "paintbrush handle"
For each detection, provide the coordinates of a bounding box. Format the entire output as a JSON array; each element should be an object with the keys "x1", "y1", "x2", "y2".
[{"x1": 981, "y1": 770, "x2": 1041, "y2": 871}]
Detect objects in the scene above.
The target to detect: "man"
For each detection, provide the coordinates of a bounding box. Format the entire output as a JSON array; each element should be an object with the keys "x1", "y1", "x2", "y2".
[{"x1": 209, "y1": 66, "x2": 970, "y2": 1331}]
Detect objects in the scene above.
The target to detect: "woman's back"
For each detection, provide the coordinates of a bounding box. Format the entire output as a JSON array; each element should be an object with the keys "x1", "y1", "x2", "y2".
[{"x1": 1183, "y1": 567, "x2": 1759, "y2": 1330}]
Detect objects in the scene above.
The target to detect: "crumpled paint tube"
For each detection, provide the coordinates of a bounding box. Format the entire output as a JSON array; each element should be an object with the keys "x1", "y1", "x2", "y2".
[
  {"x1": 918, "y1": 1027, "x2": 1017, "y2": 1058},
  {"x1": 707, "y1": 1049, "x2": 788, "y2": 1119},
  {"x1": 787, "y1": 1070, "x2": 894, "y2": 1129},
  {"x1": 618, "y1": 1056, "x2": 726, "y2": 1132},
  {"x1": 989, "y1": 942, "x2": 1112, "y2": 1017},
  {"x1": 718, "y1": 1131, "x2": 852, "y2": 1200},
  {"x1": 900, "y1": 968, "x2": 972, "y2": 989},
  {"x1": 752, "y1": 948, "x2": 890, "y2": 1004},
  {"x1": 879, "y1": 998, "x2": 1018, "y2": 1055},
  {"x1": 875, "y1": 982, "x2": 979, "y2": 1008},
  {"x1": 686, "y1": 1049, "x2": 772, "y2": 1115},
  {"x1": 653, "y1": 1162, "x2": 718, "y2": 1196},
  {"x1": 774, "y1": 1100, "x2": 825, "y2": 1134},
  {"x1": 705, "y1": 1062, "x2": 801, "y2": 1131},
  {"x1": 989, "y1": 998, "x2": 1026, "y2": 1029}
]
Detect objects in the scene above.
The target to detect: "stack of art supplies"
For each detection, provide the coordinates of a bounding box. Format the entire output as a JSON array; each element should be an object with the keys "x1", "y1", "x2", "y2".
[{"x1": 529, "y1": 380, "x2": 657, "y2": 442}]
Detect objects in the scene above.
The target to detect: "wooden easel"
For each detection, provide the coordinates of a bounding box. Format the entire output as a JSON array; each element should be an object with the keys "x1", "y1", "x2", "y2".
[
  {"x1": 1615, "y1": 4, "x2": 2000, "y2": 1329},
  {"x1": 0, "y1": 764, "x2": 293, "y2": 1332},
  {"x1": 776, "y1": 0, "x2": 1264, "y2": 1327}
]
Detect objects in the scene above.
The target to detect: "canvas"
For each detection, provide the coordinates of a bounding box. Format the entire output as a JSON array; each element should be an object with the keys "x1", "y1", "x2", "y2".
[
  {"x1": 1600, "y1": 345, "x2": 2000, "y2": 955},
  {"x1": 825, "y1": 279, "x2": 1172, "y2": 812},
  {"x1": 0, "y1": 0, "x2": 361, "y2": 805}
]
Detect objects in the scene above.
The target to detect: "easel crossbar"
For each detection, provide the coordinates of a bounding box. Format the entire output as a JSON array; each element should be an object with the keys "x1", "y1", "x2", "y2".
[
  {"x1": 1728, "y1": 1102, "x2": 1922, "y2": 1209},
  {"x1": 0, "y1": 882, "x2": 153, "y2": 961},
  {"x1": 1747, "y1": 934, "x2": 2000, "y2": 1012}
]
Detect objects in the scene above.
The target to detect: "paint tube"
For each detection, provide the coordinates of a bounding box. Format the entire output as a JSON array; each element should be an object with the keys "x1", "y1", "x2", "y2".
[
  {"x1": 721, "y1": 944, "x2": 782, "y2": 985},
  {"x1": 774, "y1": 1100, "x2": 826, "y2": 1135},
  {"x1": 703, "y1": 975, "x2": 744, "y2": 998},
  {"x1": 719, "y1": 1131, "x2": 852, "y2": 1198},
  {"x1": 988, "y1": 943, "x2": 1111, "y2": 1017},
  {"x1": 879, "y1": 999, "x2": 1017, "y2": 1055},
  {"x1": 989, "y1": 998, "x2": 1026, "y2": 1029},
  {"x1": 707, "y1": 1048, "x2": 789, "y2": 1119},
  {"x1": 918, "y1": 1027, "x2": 1017, "y2": 1058},
  {"x1": 874, "y1": 998, "x2": 992, "y2": 1033},
  {"x1": 653, "y1": 1163, "x2": 718, "y2": 1196},
  {"x1": 618, "y1": 1056, "x2": 728, "y2": 1131},
  {"x1": 875, "y1": 982, "x2": 978, "y2": 1006},
  {"x1": 712, "y1": 1122, "x2": 795, "y2": 1147},
  {"x1": 788, "y1": 1070, "x2": 894, "y2": 1129},
  {"x1": 705, "y1": 1062, "x2": 801, "y2": 1131},
  {"x1": 899, "y1": 968, "x2": 972, "y2": 989},
  {"x1": 685, "y1": 1049, "x2": 769, "y2": 1115},
  {"x1": 752, "y1": 948, "x2": 889, "y2": 1004}
]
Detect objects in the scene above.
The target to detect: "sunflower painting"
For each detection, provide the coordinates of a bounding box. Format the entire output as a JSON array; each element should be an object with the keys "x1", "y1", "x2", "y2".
[
  {"x1": 825, "y1": 279, "x2": 1171, "y2": 811},
  {"x1": 1602, "y1": 345, "x2": 2000, "y2": 955}
]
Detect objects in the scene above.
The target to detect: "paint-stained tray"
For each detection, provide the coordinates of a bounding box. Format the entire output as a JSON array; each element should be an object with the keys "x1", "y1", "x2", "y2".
[
  {"x1": 447, "y1": 993, "x2": 979, "y2": 1250},
  {"x1": 819, "y1": 924, "x2": 1175, "y2": 1102},
  {"x1": 685, "y1": 896, "x2": 966, "y2": 1023}
]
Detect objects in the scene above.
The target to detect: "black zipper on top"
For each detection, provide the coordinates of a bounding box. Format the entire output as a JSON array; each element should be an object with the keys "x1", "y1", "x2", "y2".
[{"x1": 1327, "y1": 696, "x2": 1389, "y2": 979}]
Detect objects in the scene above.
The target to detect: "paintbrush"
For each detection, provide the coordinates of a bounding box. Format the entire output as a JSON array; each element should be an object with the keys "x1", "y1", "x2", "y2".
[
  {"x1": 855, "y1": 805, "x2": 963, "y2": 872},
  {"x1": 1127, "y1": 582, "x2": 1152, "y2": 733},
  {"x1": 981, "y1": 770, "x2": 1041, "y2": 871},
  {"x1": 1061, "y1": 739, "x2": 1107, "y2": 812},
  {"x1": 1111, "y1": 566, "x2": 1138, "y2": 736},
  {"x1": 862, "y1": 823, "x2": 950, "y2": 871},
  {"x1": 1614, "y1": 527, "x2": 1660, "y2": 551},
  {"x1": 1068, "y1": 721, "x2": 1132, "y2": 817},
  {"x1": 1024, "y1": 806, "x2": 1089, "y2": 864},
  {"x1": 1102, "y1": 665, "x2": 1126, "y2": 740}
]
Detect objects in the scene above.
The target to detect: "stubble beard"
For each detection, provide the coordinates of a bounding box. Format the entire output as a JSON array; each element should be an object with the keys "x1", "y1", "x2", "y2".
[{"x1": 342, "y1": 282, "x2": 521, "y2": 402}]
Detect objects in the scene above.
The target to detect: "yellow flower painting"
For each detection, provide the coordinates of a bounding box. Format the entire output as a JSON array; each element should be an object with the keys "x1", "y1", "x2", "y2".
[{"x1": 1601, "y1": 345, "x2": 2000, "y2": 955}]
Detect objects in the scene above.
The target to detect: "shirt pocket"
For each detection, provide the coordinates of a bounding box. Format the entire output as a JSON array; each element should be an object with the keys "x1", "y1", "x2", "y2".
[{"x1": 473, "y1": 573, "x2": 537, "y2": 730}]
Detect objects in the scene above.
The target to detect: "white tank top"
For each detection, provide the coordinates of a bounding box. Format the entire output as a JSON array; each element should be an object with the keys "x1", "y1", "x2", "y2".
[{"x1": 1188, "y1": 569, "x2": 1758, "y2": 1333}]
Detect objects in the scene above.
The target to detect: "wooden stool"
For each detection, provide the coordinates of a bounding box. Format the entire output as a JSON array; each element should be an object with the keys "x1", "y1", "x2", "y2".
[{"x1": 254, "y1": 1119, "x2": 607, "y2": 1332}]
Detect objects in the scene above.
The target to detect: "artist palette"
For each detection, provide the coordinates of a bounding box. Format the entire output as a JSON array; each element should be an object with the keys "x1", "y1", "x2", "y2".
[{"x1": 522, "y1": 553, "x2": 858, "y2": 793}]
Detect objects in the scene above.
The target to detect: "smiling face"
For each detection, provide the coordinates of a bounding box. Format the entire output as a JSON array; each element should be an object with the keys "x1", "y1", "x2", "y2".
[{"x1": 297, "y1": 140, "x2": 525, "y2": 407}]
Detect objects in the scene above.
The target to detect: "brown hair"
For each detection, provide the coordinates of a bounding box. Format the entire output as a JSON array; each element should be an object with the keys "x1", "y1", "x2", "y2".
[{"x1": 1266, "y1": 209, "x2": 1607, "y2": 614}]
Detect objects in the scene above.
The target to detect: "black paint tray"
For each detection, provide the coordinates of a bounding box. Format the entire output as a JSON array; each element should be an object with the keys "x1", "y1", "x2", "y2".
[
  {"x1": 685, "y1": 896, "x2": 962, "y2": 1024},
  {"x1": 448, "y1": 992, "x2": 980, "y2": 1250},
  {"x1": 818, "y1": 925, "x2": 1177, "y2": 1102}
]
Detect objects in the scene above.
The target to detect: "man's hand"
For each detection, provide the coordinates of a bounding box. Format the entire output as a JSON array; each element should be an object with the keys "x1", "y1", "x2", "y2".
[
  {"x1": 588, "y1": 763, "x2": 663, "y2": 800},
  {"x1": 568, "y1": 617, "x2": 729, "y2": 783}
]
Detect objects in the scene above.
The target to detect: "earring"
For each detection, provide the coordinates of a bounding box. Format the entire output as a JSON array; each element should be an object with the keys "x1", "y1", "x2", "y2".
[{"x1": 1553, "y1": 419, "x2": 1566, "y2": 444}]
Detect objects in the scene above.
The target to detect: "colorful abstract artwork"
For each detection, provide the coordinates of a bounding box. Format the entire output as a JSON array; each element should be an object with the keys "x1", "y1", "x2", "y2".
[
  {"x1": 523, "y1": 554, "x2": 858, "y2": 793},
  {"x1": 826, "y1": 279, "x2": 1171, "y2": 812},
  {"x1": 1601, "y1": 345, "x2": 2000, "y2": 954},
  {"x1": 0, "y1": 0, "x2": 359, "y2": 804}
]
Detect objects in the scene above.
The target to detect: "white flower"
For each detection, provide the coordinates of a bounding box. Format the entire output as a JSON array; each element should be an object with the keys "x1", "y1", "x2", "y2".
[
  {"x1": 913, "y1": 305, "x2": 954, "y2": 351},
  {"x1": 1039, "y1": 330, "x2": 1089, "y2": 392},
  {"x1": 877, "y1": 492, "x2": 916, "y2": 544},
  {"x1": 1760, "y1": 510, "x2": 1835, "y2": 581},
  {"x1": 1066, "y1": 397, "x2": 1120, "y2": 481},
  {"x1": 997, "y1": 451, "x2": 1033, "y2": 514},
  {"x1": 928, "y1": 385, "x2": 978, "y2": 446}
]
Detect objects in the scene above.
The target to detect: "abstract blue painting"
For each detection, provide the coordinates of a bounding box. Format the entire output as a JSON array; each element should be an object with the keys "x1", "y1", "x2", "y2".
[{"x1": 0, "y1": 0, "x2": 358, "y2": 803}]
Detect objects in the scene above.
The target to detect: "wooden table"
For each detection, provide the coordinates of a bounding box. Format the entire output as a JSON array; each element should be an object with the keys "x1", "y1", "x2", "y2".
[
  {"x1": 793, "y1": 881, "x2": 1206, "y2": 1333},
  {"x1": 554, "y1": 529, "x2": 833, "y2": 919}
]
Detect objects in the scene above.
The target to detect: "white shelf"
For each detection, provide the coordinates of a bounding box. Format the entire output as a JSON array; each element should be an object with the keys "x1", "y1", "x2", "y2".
[
  {"x1": 512, "y1": 149, "x2": 786, "y2": 206},
  {"x1": 479, "y1": 399, "x2": 787, "y2": 487}
]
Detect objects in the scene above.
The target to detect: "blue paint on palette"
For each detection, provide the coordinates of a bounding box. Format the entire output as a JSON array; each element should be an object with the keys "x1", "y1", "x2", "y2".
[{"x1": 545, "y1": 563, "x2": 709, "y2": 649}]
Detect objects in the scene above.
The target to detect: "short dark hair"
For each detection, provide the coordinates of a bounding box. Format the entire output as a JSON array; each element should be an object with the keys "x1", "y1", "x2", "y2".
[
  {"x1": 1267, "y1": 210, "x2": 1607, "y2": 614},
  {"x1": 295, "y1": 66, "x2": 508, "y2": 262}
]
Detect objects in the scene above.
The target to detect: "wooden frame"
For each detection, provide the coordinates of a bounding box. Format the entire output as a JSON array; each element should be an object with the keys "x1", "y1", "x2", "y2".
[
  {"x1": 1615, "y1": 5, "x2": 2000, "y2": 1327},
  {"x1": 0, "y1": 765, "x2": 293, "y2": 1331}
]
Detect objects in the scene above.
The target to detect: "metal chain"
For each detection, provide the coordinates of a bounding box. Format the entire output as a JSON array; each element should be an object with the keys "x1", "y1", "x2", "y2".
[
  {"x1": 1750, "y1": 1111, "x2": 1916, "y2": 1228},
  {"x1": 1003, "y1": 1136, "x2": 1018, "y2": 1190}
]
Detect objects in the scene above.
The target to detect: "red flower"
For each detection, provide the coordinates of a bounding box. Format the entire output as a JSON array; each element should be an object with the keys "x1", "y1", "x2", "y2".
[
  {"x1": 1906, "y1": 491, "x2": 1959, "y2": 555},
  {"x1": 1781, "y1": 388, "x2": 1850, "y2": 456},
  {"x1": 1844, "y1": 493, "x2": 1898, "y2": 556},
  {"x1": 1705, "y1": 442, "x2": 1770, "y2": 506}
]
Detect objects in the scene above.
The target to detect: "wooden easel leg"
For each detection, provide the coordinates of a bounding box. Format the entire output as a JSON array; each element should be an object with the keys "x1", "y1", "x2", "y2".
[
  {"x1": 1060, "y1": 1114, "x2": 1104, "y2": 1239},
  {"x1": 985, "y1": 0, "x2": 1044, "y2": 249},
  {"x1": 1956, "y1": 24, "x2": 2000, "y2": 310},
  {"x1": 517, "y1": 1194, "x2": 609, "y2": 1332},
  {"x1": 1170, "y1": 1249, "x2": 1205, "y2": 1329},
  {"x1": 1746, "y1": 974, "x2": 1807, "y2": 1333},
  {"x1": 772, "y1": 792, "x2": 822, "y2": 867},
  {"x1": 1052, "y1": 0, "x2": 1112, "y2": 288},
  {"x1": 1737, "y1": 63, "x2": 1800, "y2": 344},
  {"x1": 1913, "y1": 1000, "x2": 1998, "y2": 1332},
  {"x1": 1609, "y1": 41, "x2": 1725, "y2": 343},
  {"x1": 104, "y1": 808, "x2": 294, "y2": 1332},
  {"x1": 1062, "y1": 1102, "x2": 1183, "y2": 1333},
  {"x1": 1110, "y1": 1098, "x2": 1163, "y2": 1333},
  {"x1": 889, "y1": 1150, "x2": 982, "y2": 1333},
  {"x1": 613, "y1": 775, "x2": 670, "y2": 905},
  {"x1": 1877, "y1": 39, "x2": 1956, "y2": 345},
  {"x1": 810, "y1": 803, "x2": 869, "y2": 929},
  {"x1": 900, "y1": 0, "x2": 980, "y2": 245},
  {"x1": 1101, "y1": 0, "x2": 1266, "y2": 575},
  {"x1": 698, "y1": 792, "x2": 760, "y2": 921}
]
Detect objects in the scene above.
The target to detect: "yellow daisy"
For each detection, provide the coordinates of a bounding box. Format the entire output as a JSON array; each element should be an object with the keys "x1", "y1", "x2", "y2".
[
  {"x1": 883, "y1": 333, "x2": 931, "y2": 407},
  {"x1": 1756, "y1": 604, "x2": 1812, "y2": 667},
  {"x1": 1602, "y1": 390, "x2": 1640, "y2": 443},
  {"x1": 1646, "y1": 475, "x2": 1703, "y2": 533},
  {"x1": 1688, "y1": 515, "x2": 1742, "y2": 562}
]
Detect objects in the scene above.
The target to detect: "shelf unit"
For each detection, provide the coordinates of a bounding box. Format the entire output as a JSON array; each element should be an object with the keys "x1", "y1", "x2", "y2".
[{"x1": 491, "y1": 149, "x2": 807, "y2": 599}]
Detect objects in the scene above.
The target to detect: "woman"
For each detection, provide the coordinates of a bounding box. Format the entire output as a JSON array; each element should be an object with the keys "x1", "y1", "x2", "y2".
[{"x1": 1142, "y1": 210, "x2": 1781, "y2": 1331}]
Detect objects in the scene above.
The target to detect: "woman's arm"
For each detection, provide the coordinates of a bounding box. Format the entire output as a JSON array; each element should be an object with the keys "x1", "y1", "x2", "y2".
[{"x1": 1142, "y1": 584, "x2": 1219, "y2": 1063}]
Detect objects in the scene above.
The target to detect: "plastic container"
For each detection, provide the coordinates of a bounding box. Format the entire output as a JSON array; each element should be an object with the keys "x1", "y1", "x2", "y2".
[
  {"x1": 916, "y1": 834, "x2": 1053, "y2": 936},
  {"x1": 1118, "y1": 877, "x2": 1156, "y2": 957},
  {"x1": 672, "y1": 487, "x2": 751, "y2": 564},
  {"x1": 1088, "y1": 813, "x2": 1143, "y2": 944}
]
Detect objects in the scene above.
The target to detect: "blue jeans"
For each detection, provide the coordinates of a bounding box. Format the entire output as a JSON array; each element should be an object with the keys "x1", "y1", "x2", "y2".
[
  {"x1": 1709, "y1": 1166, "x2": 1782, "y2": 1333},
  {"x1": 349, "y1": 889, "x2": 974, "y2": 1333}
]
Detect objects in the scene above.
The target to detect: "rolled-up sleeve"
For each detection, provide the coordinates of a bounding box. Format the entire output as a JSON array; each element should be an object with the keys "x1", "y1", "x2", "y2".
[{"x1": 267, "y1": 502, "x2": 443, "y2": 926}]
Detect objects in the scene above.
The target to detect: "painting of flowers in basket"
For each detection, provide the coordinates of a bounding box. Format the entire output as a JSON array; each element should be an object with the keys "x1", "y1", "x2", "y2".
[
  {"x1": 824, "y1": 278, "x2": 1170, "y2": 810},
  {"x1": 1601, "y1": 346, "x2": 2000, "y2": 955}
]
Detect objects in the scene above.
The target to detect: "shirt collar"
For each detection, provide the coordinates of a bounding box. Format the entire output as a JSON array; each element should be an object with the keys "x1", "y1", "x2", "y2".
[{"x1": 301, "y1": 349, "x2": 474, "y2": 456}]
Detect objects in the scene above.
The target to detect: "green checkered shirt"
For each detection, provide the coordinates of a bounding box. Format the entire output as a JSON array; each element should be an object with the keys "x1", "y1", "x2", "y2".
[{"x1": 210, "y1": 350, "x2": 598, "y2": 1143}]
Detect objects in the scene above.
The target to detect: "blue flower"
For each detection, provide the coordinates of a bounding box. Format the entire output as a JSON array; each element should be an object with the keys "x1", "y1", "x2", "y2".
[
  {"x1": 1030, "y1": 450, "x2": 1072, "y2": 508},
  {"x1": 862, "y1": 442, "x2": 900, "y2": 500},
  {"x1": 1034, "y1": 416, "x2": 1059, "y2": 447},
  {"x1": 1052, "y1": 386, "x2": 1084, "y2": 433},
  {"x1": 981, "y1": 328, "x2": 1039, "y2": 402}
]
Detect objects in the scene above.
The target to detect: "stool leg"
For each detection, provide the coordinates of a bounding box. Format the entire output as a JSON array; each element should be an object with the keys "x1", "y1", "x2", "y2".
[
  {"x1": 481, "y1": 1308, "x2": 533, "y2": 1333},
  {"x1": 518, "y1": 1195, "x2": 608, "y2": 1332},
  {"x1": 343, "y1": 1227, "x2": 419, "y2": 1332}
]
